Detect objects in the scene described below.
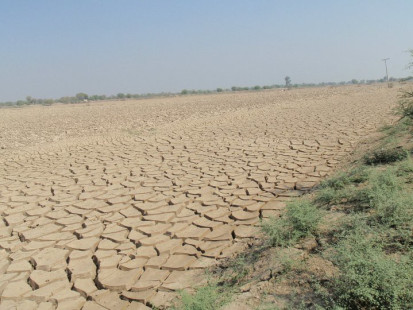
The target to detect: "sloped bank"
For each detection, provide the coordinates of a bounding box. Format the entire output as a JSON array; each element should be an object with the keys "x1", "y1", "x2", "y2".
[{"x1": 171, "y1": 112, "x2": 413, "y2": 310}]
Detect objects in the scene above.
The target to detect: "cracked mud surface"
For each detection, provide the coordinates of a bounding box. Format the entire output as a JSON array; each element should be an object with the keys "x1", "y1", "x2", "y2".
[{"x1": 0, "y1": 85, "x2": 398, "y2": 309}]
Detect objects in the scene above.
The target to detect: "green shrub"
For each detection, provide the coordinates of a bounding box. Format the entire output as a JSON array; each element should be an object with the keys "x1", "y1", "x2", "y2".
[
  {"x1": 316, "y1": 168, "x2": 408, "y2": 217},
  {"x1": 366, "y1": 169, "x2": 402, "y2": 206},
  {"x1": 262, "y1": 200, "x2": 322, "y2": 247},
  {"x1": 396, "y1": 157, "x2": 413, "y2": 177},
  {"x1": 316, "y1": 168, "x2": 369, "y2": 206},
  {"x1": 223, "y1": 251, "x2": 261, "y2": 285},
  {"x1": 316, "y1": 184, "x2": 367, "y2": 208},
  {"x1": 174, "y1": 283, "x2": 232, "y2": 310},
  {"x1": 262, "y1": 215, "x2": 293, "y2": 247},
  {"x1": 363, "y1": 169, "x2": 412, "y2": 228},
  {"x1": 381, "y1": 117, "x2": 411, "y2": 137},
  {"x1": 373, "y1": 194, "x2": 413, "y2": 228},
  {"x1": 315, "y1": 186, "x2": 342, "y2": 205},
  {"x1": 286, "y1": 200, "x2": 322, "y2": 234},
  {"x1": 319, "y1": 172, "x2": 351, "y2": 190},
  {"x1": 331, "y1": 232, "x2": 413, "y2": 309},
  {"x1": 348, "y1": 166, "x2": 370, "y2": 183},
  {"x1": 397, "y1": 90, "x2": 413, "y2": 119},
  {"x1": 364, "y1": 147, "x2": 408, "y2": 165},
  {"x1": 379, "y1": 224, "x2": 413, "y2": 252},
  {"x1": 329, "y1": 169, "x2": 412, "y2": 246}
]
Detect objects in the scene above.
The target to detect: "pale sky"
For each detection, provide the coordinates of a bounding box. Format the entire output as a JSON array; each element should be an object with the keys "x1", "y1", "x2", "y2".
[{"x1": 0, "y1": 0, "x2": 412, "y2": 101}]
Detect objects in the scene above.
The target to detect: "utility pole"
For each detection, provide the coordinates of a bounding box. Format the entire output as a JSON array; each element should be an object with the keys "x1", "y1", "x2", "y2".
[{"x1": 382, "y1": 58, "x2": 390, "y2": 87}]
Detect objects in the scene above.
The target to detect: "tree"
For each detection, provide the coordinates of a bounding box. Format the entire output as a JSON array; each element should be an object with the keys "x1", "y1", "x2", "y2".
[
  {"x1": 16, "y1": 100, "x2": 26, "y2": 106},
  {"x1": 285, "y1": 76, "x2": 291, "y2": 88},
  {"x1": 398, "y1": 49, "x2": 413, "y2": 119},
  {"x1": 351, "y1": 79, "x2": 359, "y2": 84},
  {"x1": 408, "y1": 49, "x2": 413, "y2": 70},
  {"x1": 75, "y1": 93, "x2": 88, "y2": 101},
  {"x1": 42, "y1": 99, "x2": 54, "y2": 106},
  {"x1": 216, "y1": 88, "x2": 223, "y2": 92},
  {"x1": 117, "y1": 93, "x2": 125, "y2": 99},
  {"x1": 26, "y1": 96, "x2": 35, "y2": 104}
]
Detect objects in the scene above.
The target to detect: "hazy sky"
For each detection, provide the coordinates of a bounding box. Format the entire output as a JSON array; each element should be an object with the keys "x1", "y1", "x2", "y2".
[{"x1": 1, "y1": 1, "x2": 412, "y2": 101}]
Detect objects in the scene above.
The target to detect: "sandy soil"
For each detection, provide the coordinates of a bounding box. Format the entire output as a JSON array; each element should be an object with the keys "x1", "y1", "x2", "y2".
[{"x1": 0, "y1": 85, "x2": 400, "y2": 309}]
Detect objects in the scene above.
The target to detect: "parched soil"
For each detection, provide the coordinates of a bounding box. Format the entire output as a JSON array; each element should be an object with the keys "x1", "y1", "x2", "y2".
[{"x1": 0, "y1": 85, "x2": 400, "y2": 309}]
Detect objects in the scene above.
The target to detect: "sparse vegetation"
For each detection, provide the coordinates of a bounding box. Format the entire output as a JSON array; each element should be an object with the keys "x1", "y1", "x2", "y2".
[
  {"x1": 262, "y1": 200, "x2": 322, "y2": 247},
  {"x1": 398, "y1": 90, "x2": 413, "y2": 119},
  {"x1": 315, "y1": 167, "x2": 369, "y2": 207},
  {"x1": 172, "y1": 282, "x2": 232, "y2": 310},
  {"x1": 363, "y1": 146, "x2": 408, "y2": 165},
  {"x1": 175, "y1": 114, "x2": 413, "y2": 309},
  {"x1": 273, "y1": 114, "x2": 413, "y2": 308},
  {"x1": 329, "y1": 229, "x2": 413, "y2": 310}
]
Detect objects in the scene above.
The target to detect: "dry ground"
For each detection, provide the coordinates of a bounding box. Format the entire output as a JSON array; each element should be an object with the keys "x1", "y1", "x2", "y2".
[{"x1": 0, "y1": 85, "x2": 400, "y2": 309}]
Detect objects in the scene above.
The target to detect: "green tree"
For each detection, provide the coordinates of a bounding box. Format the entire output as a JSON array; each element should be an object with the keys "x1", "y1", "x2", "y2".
[
  {"x1": 398, "y1": 48, "x2": 413, "y2": 118},
  {"x1": 285, "y1": 76, "x2": 291, "y2": 88},
  {"x1": 42, "y1": 99, "x2": 54, "y2": 106},
  {"x1": 117, "y1": 93, "x2": 125, "y2": 99},
  {"x1": 216, "y1": 88, "x2": 223, "y2": 92},
  {"x1": 408, "y1": 49, "x2": 413, "y2": 69},
  {"x1": 16, "y1": 100, "x2": 26, "y2": 106},
  {"x1": 75, "y1": 93, "x2": 88, "y2": 101},
  {"x1": 26, "y1": 96, "x2": 35, "y2": 104}
]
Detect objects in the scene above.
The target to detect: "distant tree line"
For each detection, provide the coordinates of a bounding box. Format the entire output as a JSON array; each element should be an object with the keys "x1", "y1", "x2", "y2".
[
  {"x1": 0, "y1": 91, "x2": 176, "y2": 107},
  {"x1": 223, "y1": 76, "x2": 406, "y2": 94},
  {"x1": 1, "y1": 76, "x2": 411, "y2": 107}
]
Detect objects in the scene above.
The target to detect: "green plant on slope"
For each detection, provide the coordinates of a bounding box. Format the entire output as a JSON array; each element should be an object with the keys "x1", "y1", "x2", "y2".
[
  {"x1": 262, "y1": 200, "x2": 322, "y2": 247},
  {"x1": 330, "y1": 231, "x2": 413, "y2": 309},
  {"x1": 363, "y1": 168, "x2": 412, "y2": 227},
  {"x1": 315, "y1": 168, "x2": 369, "y2": 207},
  {"x1": 397, "y1": 95, "x2": 413, "y2": 119},
  {"x1": 396, "y1": 157, "x2": 413, "y2": 184},
  {"x1": 364, "y1": 147, "x2": 408, "y2": 165},
  {"x1": 396, "y1": 157, "x2": 413, "y2": 175},
  {"x1": 365, "y1": 169, "x2": 402, "y2": 204},
  {"x1": 174, "y1": 283, "x2": 232, "y2": 310}
]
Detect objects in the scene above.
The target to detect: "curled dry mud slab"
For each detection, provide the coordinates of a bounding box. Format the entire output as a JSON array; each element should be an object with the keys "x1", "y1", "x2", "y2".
[{"x1": 0, "y1": 85, "x2": 398, "y2": 309}]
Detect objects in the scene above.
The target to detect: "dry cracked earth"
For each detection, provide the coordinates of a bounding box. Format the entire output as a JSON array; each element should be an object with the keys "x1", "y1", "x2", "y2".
[{"x1": 0, "y1": 85, "x2": 398, "y2": 309}]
